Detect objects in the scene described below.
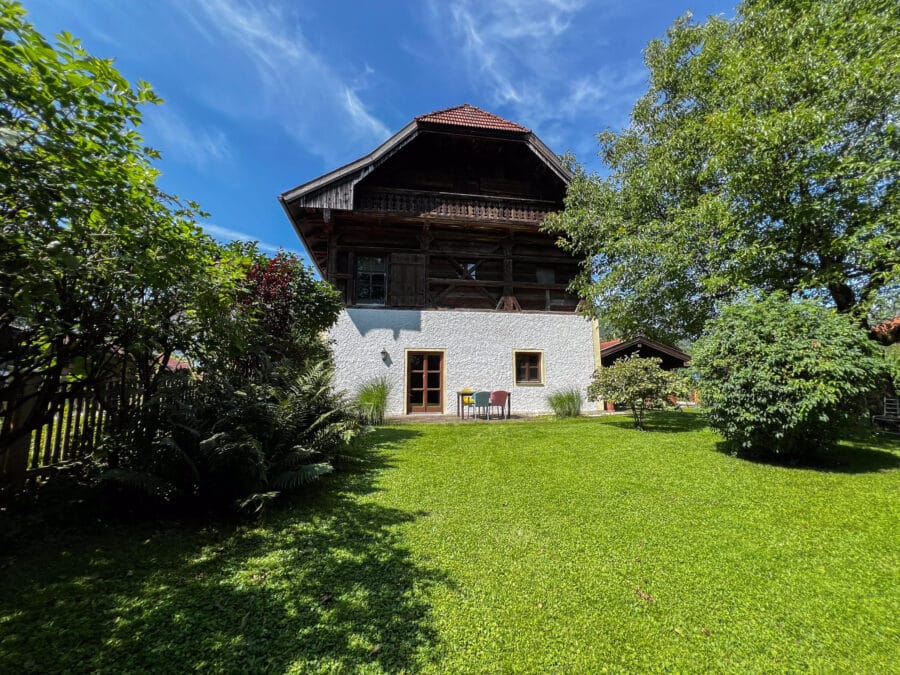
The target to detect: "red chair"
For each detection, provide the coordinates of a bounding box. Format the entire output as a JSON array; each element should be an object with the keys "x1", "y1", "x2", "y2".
[{"x1": 489, "y1": 390, "x2": 508, "y2": 419}]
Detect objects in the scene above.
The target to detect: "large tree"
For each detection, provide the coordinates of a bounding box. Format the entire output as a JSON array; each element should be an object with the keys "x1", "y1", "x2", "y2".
[
  {"x1": 0, "y1": 2, "x2": 243, "y2": 455},
  {"x1": 546, "y1": 0, "x2": 899, "y2": 342}
]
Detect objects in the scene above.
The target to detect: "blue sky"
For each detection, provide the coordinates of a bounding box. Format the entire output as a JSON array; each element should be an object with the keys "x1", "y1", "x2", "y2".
[{"x1": 24, "y1": 0, "x2": 736, "y2": 260}]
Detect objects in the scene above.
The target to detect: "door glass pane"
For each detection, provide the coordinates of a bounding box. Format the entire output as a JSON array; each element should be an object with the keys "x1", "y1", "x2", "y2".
[
  {"x1": 427, "y1": 372, "x2": 440, "y2": 388},
  {"x1": 426, "y1": 389, "x2": 440, "y2": 405},
  {"x1": 410, "y1": 354, "x2": 424, "y2": 370},
  {"x1": 427, "y1": 354, "x2": 441, "y2": 370},
  {"x1": 410, "y1": 372, "x2": 423, "y2": 388},
  {"x1": 408, "y1": 389, "x2": 422, "y2": 404}
]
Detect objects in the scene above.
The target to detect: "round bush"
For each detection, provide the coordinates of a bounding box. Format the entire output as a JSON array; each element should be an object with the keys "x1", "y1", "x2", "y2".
[{"x1": 692, "y1": 294, "x2": 887, "y2": 457}]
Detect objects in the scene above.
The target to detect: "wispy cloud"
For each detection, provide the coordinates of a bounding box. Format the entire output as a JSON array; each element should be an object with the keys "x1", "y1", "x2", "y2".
[
  {"x1": 176, "y1": 0, "x2": 390, "y2": 164},
  {"x1": 144, "y1": 107, "x2": 231, "y2": 170},
  {"x1": 201, "y1": 223, "x2": 297, "y2": 255},
  {"x1": 426, "y1": 0, "x2": 647, "y2": 151}
]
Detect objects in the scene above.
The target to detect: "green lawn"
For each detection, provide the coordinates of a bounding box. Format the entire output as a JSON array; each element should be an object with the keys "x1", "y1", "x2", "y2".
[{"x1": 1, "y1": 414, "x2": 898, "y2": 672}]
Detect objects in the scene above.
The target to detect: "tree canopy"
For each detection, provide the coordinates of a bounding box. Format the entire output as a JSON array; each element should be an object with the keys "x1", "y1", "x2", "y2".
[{"x1": 545, "y1": 0, "x2": 899, "y2": 342}]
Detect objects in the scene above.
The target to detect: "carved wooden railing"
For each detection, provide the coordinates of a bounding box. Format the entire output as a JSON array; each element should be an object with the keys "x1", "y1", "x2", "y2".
[{"x1": 355, "y1": 188, "x2": 557, "y2": 223}]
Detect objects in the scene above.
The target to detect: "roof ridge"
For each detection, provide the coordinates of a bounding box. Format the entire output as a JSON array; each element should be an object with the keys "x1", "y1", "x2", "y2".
[{"x1": 416, "y1": 103, "x2": 530, "y2": 133}]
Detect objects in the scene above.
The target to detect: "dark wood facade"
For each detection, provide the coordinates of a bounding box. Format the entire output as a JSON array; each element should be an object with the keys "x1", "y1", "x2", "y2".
[
  {"x1": 280, "y1": 105, "x2": 580, "y2": 313},
  {"x1": 600, "y1": 337, "x2": 691, "y2": 370}
]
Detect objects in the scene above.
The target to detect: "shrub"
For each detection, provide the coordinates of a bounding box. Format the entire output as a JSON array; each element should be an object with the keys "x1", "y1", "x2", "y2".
[
  {"x1": 547, "y1": 388, "x2": 583, "y2": 418},
  {"x1": 101, "y1": 358, "x2": 363, "y2": 513},
  {"x1": 692, "y1": 294, "x2": 888, "y2": 457},
  {"x1": 588, "y1": 355, "x2": 680, "y2": 429},
  {"x1": 356, "y1": 377, "x2": 391, "y2": 426}
]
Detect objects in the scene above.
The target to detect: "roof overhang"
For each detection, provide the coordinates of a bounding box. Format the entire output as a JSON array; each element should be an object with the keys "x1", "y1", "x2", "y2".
[{"x1": 600, "y1": 336, "x2": 691, "y2": 364}]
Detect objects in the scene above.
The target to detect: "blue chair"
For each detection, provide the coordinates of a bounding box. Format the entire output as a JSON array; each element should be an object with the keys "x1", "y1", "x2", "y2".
[{"x1": 472, "y1": 391, "x2": 491, "y2": 419}]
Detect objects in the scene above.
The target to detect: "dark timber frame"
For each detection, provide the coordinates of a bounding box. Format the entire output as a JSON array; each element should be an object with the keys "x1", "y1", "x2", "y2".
[{"x1": 279, "y1": 105, "x2": 581, "y2": 313}]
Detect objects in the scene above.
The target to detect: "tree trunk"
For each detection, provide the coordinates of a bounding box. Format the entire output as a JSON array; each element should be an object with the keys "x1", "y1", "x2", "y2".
[{"x1": 827, "y1": 282, "x2": 856, "y2": 314}]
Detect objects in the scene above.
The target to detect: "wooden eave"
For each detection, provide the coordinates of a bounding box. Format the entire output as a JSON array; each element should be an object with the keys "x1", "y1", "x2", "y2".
[{"x1": 600, "y1": 336, "x2": 691, "y2": 364}]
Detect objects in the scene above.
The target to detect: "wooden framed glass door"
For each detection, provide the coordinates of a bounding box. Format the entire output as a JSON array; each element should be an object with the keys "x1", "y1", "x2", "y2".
[{"x1": 407, "y1": 351, "x2": 444, "y2": 413}]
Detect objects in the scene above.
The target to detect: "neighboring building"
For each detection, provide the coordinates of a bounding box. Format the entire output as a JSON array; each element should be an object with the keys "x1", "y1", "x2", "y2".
[
  {"x1": 599, "y1": 336, "x2": 691, "y2": 370},
  {"x1": 280, "y1": 104, "x2": 598, "y2": 415},
  {"x1": 599, "y1": 335, "x2": 692, "y2": 411}
]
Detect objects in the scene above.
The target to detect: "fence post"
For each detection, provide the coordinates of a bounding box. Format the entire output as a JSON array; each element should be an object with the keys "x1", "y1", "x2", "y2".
[{"x1": 1, "y1": 379, "x2": 38, "y2": 495}]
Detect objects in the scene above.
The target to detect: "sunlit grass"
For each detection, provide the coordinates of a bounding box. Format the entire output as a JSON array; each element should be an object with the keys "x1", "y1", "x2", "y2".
[{"x1": 1, "y1": 413, "x2": 897, "y2": 672}]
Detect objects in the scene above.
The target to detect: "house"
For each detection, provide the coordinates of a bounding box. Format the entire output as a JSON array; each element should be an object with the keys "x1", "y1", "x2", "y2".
[{"x1": 279, "y1": 104, "x2": 598, "y2": 415}]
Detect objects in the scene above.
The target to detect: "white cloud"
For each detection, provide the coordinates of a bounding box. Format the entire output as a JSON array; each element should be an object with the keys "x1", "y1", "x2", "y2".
[
  {"x1": 144, "y1": 107, "x2": 231, "y2": 170},
  {"x1": 426, "y1": 0, "x2": 646, "y2": 144},
  {"x1": 201, "y1": 223, "x2": 297, "y2": 255},
  {"x1": 176, "y1": 0, "x2": 390, "y2": 163}
]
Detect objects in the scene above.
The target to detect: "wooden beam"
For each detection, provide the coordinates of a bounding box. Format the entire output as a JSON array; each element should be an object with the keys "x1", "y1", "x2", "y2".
[{"x1": 427, "y1": 277, "x2": 568, "y2": 290}]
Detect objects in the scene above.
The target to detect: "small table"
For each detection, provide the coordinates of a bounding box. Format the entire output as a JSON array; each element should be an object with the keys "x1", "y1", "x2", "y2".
[{"x1": 456, "y1": 391, "x2": 511, "y2": 419}]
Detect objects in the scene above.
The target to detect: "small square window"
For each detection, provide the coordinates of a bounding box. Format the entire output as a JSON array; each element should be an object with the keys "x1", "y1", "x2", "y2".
[{"x1": 514, "y1": 351, "x2": 543, "y2": 385}]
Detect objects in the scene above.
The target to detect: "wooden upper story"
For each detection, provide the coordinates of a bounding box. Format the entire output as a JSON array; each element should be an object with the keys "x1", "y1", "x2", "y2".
[{"x1": 279, "y1": 105, "x2": 581, "y2": 312}]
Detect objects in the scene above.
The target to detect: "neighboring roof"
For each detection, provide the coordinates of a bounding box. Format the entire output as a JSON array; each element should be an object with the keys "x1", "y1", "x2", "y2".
[
  {"x1": 874, "y1": 316, "x2": 899, "y2": 343},
  {"x1": 600, "y1": 335, "x2": 691, "y2": 364},
  {"x1": 416, "y1": 104, "x2": 530, "y2": 133},
  {"x1": 165, "y1": 355, "x2": 192, "y2": 371}
]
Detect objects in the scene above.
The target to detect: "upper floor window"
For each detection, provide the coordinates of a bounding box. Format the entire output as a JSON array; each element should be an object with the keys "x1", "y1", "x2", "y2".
[{"x1": 356, "y1": 256, "x2": 386, "y2": 305}]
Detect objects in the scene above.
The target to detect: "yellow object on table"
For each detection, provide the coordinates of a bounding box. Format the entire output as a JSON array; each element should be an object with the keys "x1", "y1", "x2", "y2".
[{"x1": 460, "y1": 388, "x2": 474, "y2": 405}]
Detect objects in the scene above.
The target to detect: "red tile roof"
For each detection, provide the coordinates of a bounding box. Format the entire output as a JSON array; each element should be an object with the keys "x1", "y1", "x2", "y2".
[
  {"x1": 416, "y1": 104, "x2": 530, "y2": 133},
  {"x1": 599, "y1": 340, "x2": 622, "y2": 350},
  {"x1": 874, "y1": 316, "x2": 899, "y2": 342}
]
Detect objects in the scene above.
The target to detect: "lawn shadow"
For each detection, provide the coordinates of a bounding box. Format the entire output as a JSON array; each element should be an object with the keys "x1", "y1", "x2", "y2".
[
  {"x1": 0, "y1": 425, "x2": 444, "y2": 673},
  {"x1": 714, "y1": 431, "x2": 900, "y2": 474},
  {"x1": 601, "y1": 410, "x2": 709, "y2": 434}
]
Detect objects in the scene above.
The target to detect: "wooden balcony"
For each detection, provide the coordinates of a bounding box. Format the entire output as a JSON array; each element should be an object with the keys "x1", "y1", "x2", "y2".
[{"x1": 354, "y1": 188, "x2": 557, "y2": 224}]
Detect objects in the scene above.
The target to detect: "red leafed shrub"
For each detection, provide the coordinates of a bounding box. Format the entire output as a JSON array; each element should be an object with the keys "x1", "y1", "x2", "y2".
[{"x1": 243, "y1": 252, "x2": 342, "y2": 365}]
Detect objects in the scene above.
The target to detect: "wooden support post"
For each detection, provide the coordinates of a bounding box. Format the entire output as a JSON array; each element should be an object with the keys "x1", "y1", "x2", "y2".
[
  {"x1": 1, "y1": 379, "x2": 39, "y2": 495},
  {"x1": 419, "y1": 223, "x2": 432, "y2": 307},
  {"x1": 325, "y1": 222, "x2": 337, "y2": 282},
  {"x1": 497, "y1": 239, "x2": 521, "y2": 311}
]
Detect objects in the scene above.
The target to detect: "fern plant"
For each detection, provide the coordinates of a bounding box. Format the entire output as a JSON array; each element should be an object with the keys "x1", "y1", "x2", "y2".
[
  {"x1": 547, "y1": 388, "x2": 584, "y2": 418},
  {"x1": 103, "y1": 355, "x2": 365, "y2": 513}
]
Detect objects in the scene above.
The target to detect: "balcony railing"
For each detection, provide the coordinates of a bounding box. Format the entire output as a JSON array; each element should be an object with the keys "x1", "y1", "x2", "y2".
[{"x1": 355, "y1": 188, "x2": 557, "y2": 223}]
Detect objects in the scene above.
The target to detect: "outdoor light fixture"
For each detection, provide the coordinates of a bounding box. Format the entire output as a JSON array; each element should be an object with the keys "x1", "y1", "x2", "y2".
[{"x1": 381, "y1": 348, "x2": 389, "y2": 361}]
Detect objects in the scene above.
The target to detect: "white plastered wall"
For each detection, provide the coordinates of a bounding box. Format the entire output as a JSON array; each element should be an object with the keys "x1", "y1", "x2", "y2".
[{"x1": 327, "y1": 308, "x2": 597, "y2": 415}]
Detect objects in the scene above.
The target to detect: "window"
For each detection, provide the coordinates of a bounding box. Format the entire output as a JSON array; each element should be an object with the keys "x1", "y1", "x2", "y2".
[
  {"x1": 464, "y1": 262, "x2": 478, "y2": 280},
  {"x1": 356, "y1": 256, "x2": 386, "y2": 305},
  {"x1": 514, "y1": 350, "x2": 543, "y2": 385}
]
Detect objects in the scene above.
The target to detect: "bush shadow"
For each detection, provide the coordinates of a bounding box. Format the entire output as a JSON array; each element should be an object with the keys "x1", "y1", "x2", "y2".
[
  {"x1": 714, "y1": 432, "x2": 900, "y2": 474},
  {"x1": 601, "y1": 410, "x2": 709, "y2": 434},
  {"x1": 0, "y1": 426, "x2": 444, "y2": 673}
]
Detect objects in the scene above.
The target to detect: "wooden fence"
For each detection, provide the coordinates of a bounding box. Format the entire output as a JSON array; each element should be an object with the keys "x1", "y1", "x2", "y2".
[
  {"x1": 1, "y1": 385, "x2": 108, "y2": 494},
  {"x1": 27, "y1": 390, "x2": 107, "y2": 479}
]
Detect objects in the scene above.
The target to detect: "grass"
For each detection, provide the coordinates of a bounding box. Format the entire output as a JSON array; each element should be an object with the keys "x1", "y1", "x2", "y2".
[{"x1": 1, "y1": 413, "x2": 898, "y2": 672}]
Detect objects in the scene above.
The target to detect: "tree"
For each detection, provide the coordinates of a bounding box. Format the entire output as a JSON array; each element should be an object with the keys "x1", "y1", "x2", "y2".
[
  {"x1": 587, "y1": 355, "x2": 681, "y2": 430},
  {"x1": 692, "y1": 294, "x2": 888, "y2": 457},
  {"x1": 0, "y1": 2, "x2": 244, "y2": 462},
  {"x1": 241, "y1": 251, "x2": 342, "y2": 368},
  {"x1": 545, "y1": 0, "x2": 899, "y2": 343}
]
